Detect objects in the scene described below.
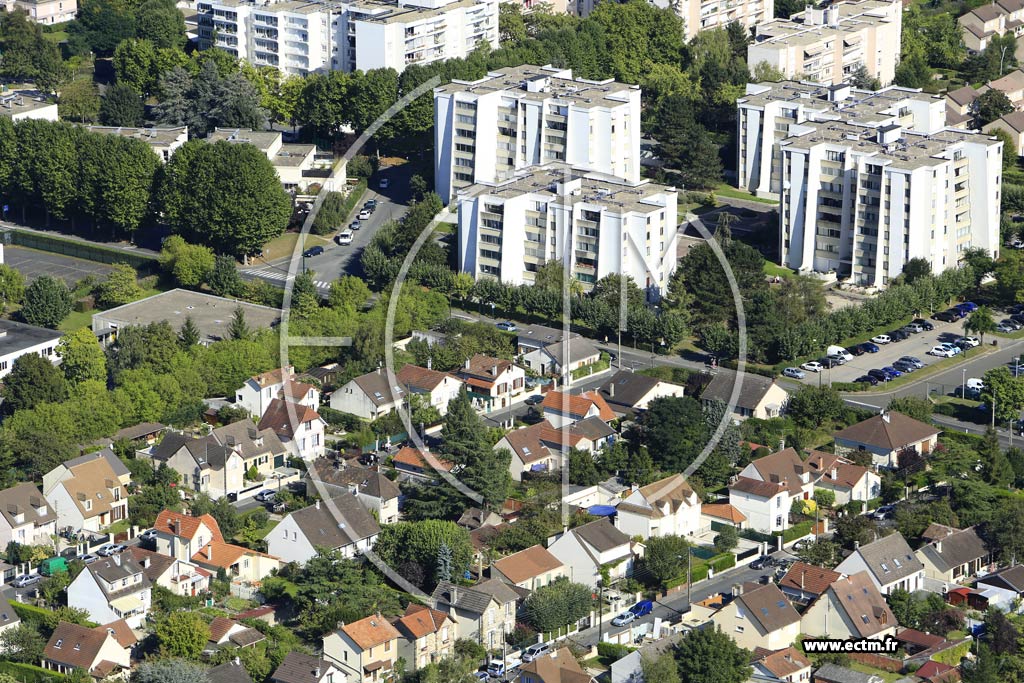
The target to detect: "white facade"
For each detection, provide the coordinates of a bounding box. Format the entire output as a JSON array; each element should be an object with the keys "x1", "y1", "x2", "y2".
[
  {"x1": 67, "y1": 560, "x2": 152, "y2": 630},
  {"x1": 615, "y1": 475, "x2": 702, "y2": 539},
  {"x1": 738, "y1": 80, "x2": 1002, "y2": 288},
  {"x1": 647, "y1": 0, "x2": 772, "y2": 40},
  {"x1": 546, "y1": 521, "x2": 633, "y2": 588},
  {"x1": 0, "y1": 320, "x2": 61, "y2": 380},
  {"x1": 748, "y1": 0, "x2": 902, "y2": 86},
  {"x1": 435, "y1": 65, "x2": 641, "y2": 202},
  {"x1": 4, "y1": 0, "x2": 78, "y2": 24},
  {"x1": 197, "y1": 0, "x2": 498, "y2": 76},
  {"x1": 457, "y1": 168, "x2": 678, "y2": 295},
  {"x1": 729, "y1": 483, "x2": 793, "y2": 534}
]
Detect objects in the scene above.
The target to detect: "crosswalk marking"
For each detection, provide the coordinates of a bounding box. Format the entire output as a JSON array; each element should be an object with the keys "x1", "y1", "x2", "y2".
[{"x1": 243, "y1": 266, "x2": 331, "y2": 290}]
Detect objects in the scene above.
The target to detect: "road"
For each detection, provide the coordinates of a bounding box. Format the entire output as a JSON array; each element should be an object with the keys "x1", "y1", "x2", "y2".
[{"x1": 241, "y1": 162, "x2": 418, "y2": 294}]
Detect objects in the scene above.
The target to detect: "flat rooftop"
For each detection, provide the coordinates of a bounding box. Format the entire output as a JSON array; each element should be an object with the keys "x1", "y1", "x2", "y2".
[
  {"x1": 459, "y1": 164, "x2": 675, "y2": 214},
  {"x1": 437, "y1": 64, "x2": 636, "y2": 109},
  {"x1": 85, "y1": 126, "x2": 188, "y2": 147},
  {"x1": 207, "y1": 128, "x2": 281, "y2": 153},
  {"x1": 352, "y1": 0, "x2": 485, "y2": 23},
  {"x1": 273, "y1": 144, "x2": 316, "y2": 167},
  {"x1": 752, "y1": 0, "x2": 898, "y2": 46},
  {"x1": 738, "y1": 80, "x2": 942, "y2": 126},
  {"x1": 92, "y1": 289, "x2": 281, "y2": 343},
  {"x1": 0, "y1": 90, "x2": 57, "y2": 118},
  {"x1": 0, "y1": 319, "x2": 62, "y2": 357}
]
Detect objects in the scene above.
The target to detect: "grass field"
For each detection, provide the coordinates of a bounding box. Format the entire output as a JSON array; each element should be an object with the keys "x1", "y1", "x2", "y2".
[{"x1": 713, "y1": 182, "x2": 780, "y2": 205}]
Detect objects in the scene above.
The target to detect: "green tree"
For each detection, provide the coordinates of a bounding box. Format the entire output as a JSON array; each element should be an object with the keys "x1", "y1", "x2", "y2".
[
  {"x1": 439, "y1": 390, "x2": 490, "y2": 468},
  {"x1": 59, "y1": 78, "x2": 101, "y2": 123},
  {"x1": 813, "y1": 488, "x2": 836, "y2": 510},
  {"x1": 962, "y1": 247, "x2": 995, "y2": 291},
  {"x1": 158, "y1": 139, "x2": 290, "y2": 257},
  {"x1": 131, "y1": 659, "x2": 209, "y2": 683},
  {"x1": 990, "y1": 128, "x2": 1018, "y2": 172},
  {"x1": 95, "y1": 263, "x2": 142, "y2": 308},
  {"x1": 568, "y1": 448, "x2": 601, "y2": 486},
  {"x1": 99, "y1": 82, "x2": 145, "y2": 126},
  {"x1": 228, "y1": 306, "x2": 251, "y2": 340},
  {"x1": 713, "y1": 526, "x2": 738, "y2": 553},
  {"x1": 787, "y1": 386, "x2": 844, "y2": 428},
  {"x1": 673, "y1": 627, "x2": 751, "y2": 683},
  {"x1": 0, "y1": 264, "x2": 26, "y2": 312},
  {"x1": 372, "y1": 520, "x2": 475, "y2": 588},
  {"x1": 962, "y1": 644, "x2": 1002, "y2": 683},
  {"x1": 57, "y1": 327, "x2": 108, "y2": 385},
  {"x1": 113, "y1": 38, "x2": 158, "y2": 95},
  {"x1": 1, "y1": 352, "x2": 67, "y2": 414},
  {"x1": 848, "y1": 64, "x2": 881, "y2": 90},
  {"x1": 887, "y1": 396, "x2": 933, "y2": 423},
  {"x1": 521, "y1": 578, "x2": 593, "y2": 633},
  {"x1": 965, "y1": 306, "x2": 997, "y2": 346},
  {"x1": 156, "y1": 611, "x2": 210, "y2": 659},
  {"x1": 136, "y1": 0, "x2": 186, "y2": 50},
  {"x1": 207, "y1": 255, "x2": 243, "y2": 297},
  {"x1": 159, "y1": 236, "x2": 216, "y2": 288},
  {"x1": 642, "y1": 652, "x2": 682, "y2": 683},
  {"x1": 178, "y1": 316, "x2": 200, "y2": 347},
  {"x1": 0, "y1": 10, "x2": 65, "y2": 88},
  {"x1": 0, "y1": 623, "x2": 46, "y2": 664},
  {"x1": 640, "y1": 534, "x2": 690, "y2": 585},
  {"x1": 328, "y1": 275, "x2": 372, "y2": 310},
  {"x1": 978, "y1": 90, "x2": 1015, "y2": 126},
  {"x1": 887, "y1": 588, "x2": 921, "y2": 628},
  {"x1": 902, "y1": 257, "x2": 932, "y2": 284},
  {"x1": 20, "y1": 275, "x2": 72, "y2": 328},
  {"x1": 981, "y1": 366, "x2": 1024, "y2": 423},
  {"x1": 498, "y1": 2, "x2": 526, "y2": 44},
  {"x1": 629, "y1": 396, "x2": 707, "y2": 472}
]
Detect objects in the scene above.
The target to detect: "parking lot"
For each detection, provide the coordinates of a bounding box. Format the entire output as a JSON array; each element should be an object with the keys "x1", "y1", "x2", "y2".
[
  {"x1": 786, "y1": 315, "x2": 987, "y2": 385},
  {"x1": 3, "y1": 245, "x2": 115, "y2": 284}
]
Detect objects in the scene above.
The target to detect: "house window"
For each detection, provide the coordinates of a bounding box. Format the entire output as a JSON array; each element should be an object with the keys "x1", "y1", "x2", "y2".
[
  {"x1": 735, "y1": 626, "x2": 744, "y2": 633},
  {"x1": 55, "y1": 640, "x2": 62, "y2": 649}
]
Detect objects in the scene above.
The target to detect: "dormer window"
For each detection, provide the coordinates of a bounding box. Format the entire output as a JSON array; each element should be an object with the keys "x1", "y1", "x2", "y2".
[
  {"x1": 84, "y1": 500, "x2": 92, "y2": 511},
  {"x1": 55, "y1": 640, "x2": 62, "y2": 649}
]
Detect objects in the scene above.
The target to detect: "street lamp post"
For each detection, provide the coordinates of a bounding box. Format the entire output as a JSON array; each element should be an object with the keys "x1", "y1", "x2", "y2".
[{"x1": 962, "y1": 368, "x2": 966, "y2": 401}]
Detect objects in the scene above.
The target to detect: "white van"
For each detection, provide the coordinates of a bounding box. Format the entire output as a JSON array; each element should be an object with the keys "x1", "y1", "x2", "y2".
[
  {"x1": 826, "y1": 345, "x2": 854, "y2": 362},
  {"x1": 967, "y1": 378, "x2": 985, "y2": 391}
]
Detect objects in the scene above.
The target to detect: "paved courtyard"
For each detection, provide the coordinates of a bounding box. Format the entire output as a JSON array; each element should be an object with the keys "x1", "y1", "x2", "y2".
[{"x1": 1, "y1": 245, "x2": 115, "y2": 285}]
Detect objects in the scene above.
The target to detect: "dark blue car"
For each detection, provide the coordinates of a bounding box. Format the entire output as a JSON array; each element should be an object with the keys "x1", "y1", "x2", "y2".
[
  {"x1": 855, "y1": 375, "x2": 880, "y2": 386},
  {"x1": 957, "y1": 301, "x2": 979, "y2": 313},
  {"x1": 861, "y1": 342, "x2": 880, "y2": 353},
  {"x1": 881, "y1": 366, "x2": 902, "y2": 378}
]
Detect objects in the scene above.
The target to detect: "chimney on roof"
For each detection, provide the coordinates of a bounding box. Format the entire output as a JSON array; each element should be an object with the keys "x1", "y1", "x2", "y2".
[
  {"x1": 314, "y1": 667, "x2": 321, "y2": 678},
  {"x1": 608, "y1": 382, "x2": 615, "y2": 398},
  {"x1": 854, "y1": 540, "x2": 860, "y2": 550},
  {"x1": 316, "y1": 499, "x2": 320, "y2": 510},
  {"x1": 450, "y1": 586, "x2": 458, "y2": 604},
  {"x1": 491, "y1": 365, "x2": 498, "y2": 376},
  {"x1": 427, "y1": 357, "x2": 432, "y2": 370},
  {"x1": 113, "y1": 553, "x2": 121, "y2": 566},
  {"x1": 936, "y1": 539, "x2": 943, "y2": 554},
  {"x1": 801, "y1": 571, "x2": 805, "y2": 590},
  {"x1": 142, "y1": 556, "x2": 151, "y2": 569},
  {"x1": 831, "y1": 467, "x2": 838, "y2": 480},
  {"x1": 173, "y1": 519, "x2": 181, "y2": 535},
  {"x1": 882, "y1": 412, "x2": 891, "y2": 423},
  {"x1": 732, "y1": 583, "x2": 743, "y2": 597}
]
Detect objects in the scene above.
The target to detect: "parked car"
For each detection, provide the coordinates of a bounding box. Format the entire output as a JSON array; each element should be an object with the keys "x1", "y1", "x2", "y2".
[
  {"x1": 97, "y1": 543, "x2": 126, "y2": 557},
  {"x1": 905, "y1": 322, "x2": 927, "y2": 333},
  {"x1": 791, "y1": 539, "x2": 811, "y2": 552},
  {"x1": 892, "y1": 360, "x2": 916, "y2": 373},
  {"x1": 872, "y1": 504, "x2": 895, "y2": 520},
  {"x1": 1013, "y1": 314, "x2": 1024, "y2": 326},
  {"x1": 495, "y1": 321, "x2": 517, "y2": 332},
  {"x1": 782, "y1": 367, "x2": 806, "y2": 379},
  {"x1": 826, "y1": 354, "x2": 848, "y2": 366},
  {"x1": 957, "y1": 301, "x2": 979, "y2": 313},
  {"x1": 801, "y1": 361, "x2": 824, "y2": 373},
  {"x1": 826, "y1": 346, "x2": 854, "y2": 362},
  {"x1": 364, "y1": 199, "x2": 378, "y2": 211},
  {"x1": 867, "y1": 369, "x2": 891, "y2": 382},
  {"x1": 881, "y1": 366, "x2": 902, "y2": 378},
  {"x1": 849, "y1": 344, "x2": 866, "y2": 356},
  {"x1": 750, "y1": 555, "x2": 776, "y2": 570},
  {"x1": 611, "y1": 611, "x2": 637, "y2": 627},
  {"x1": 860, "y1": 342, "x2": 880, "y2": 353},
  {"x1": 954, "y1": 386, "x2": 981, "y2": 400},
  {"x1": 911, "y1": 318, "x2": 934, "y2": 331},
  {"x1": 940, "y1": 343, "x2": 963, "y2": 355},
  {"x1": 522, "y1": 644, "x2": 552, "y2": 663},
  {"x1": 1002, "y1": 318, "x2": 1022, "y2": 330},
  {"x1": 336, "y1": 230, "x2": 354, "y2": 245},
  {"x1": 899, "y1": 356, "x2": 924, "y2": 369},
  {"x1": 871, "y1": 334, "x2": 891, "y2": 345},
  {"x1": 255, "y1": 489, "x2": 276, "y2": 502},
  {"x1": 349, "y1": 220, "x2": 361, "y2": 231},
  {"x1": 358, "y1": 209, "x2": 372, "y2": 220},
  {"x1": 929, "y1": 345, "x2": 957, "y2": 357},
  {"x1": 955, "y1": 336, "x2": 981, "y2": 348},
  {"x1": 302, "y1": 246, "x2": 324, "y2": 257},
  {"x1": 628, "y1": 601, "x2": 654, "y2": 619},
  {"x1": 12, "y1": 574, "x2": 39, "y2": 588},
  {"x1": 934, "y1": 309, "x2": 963, "y2": 322},
  {"x1": 998, "y1": 322, "x2": 1016, "y2": 333},
  {"x1": 854, "y1": 375, "x2": 880, "y2": 386},
  {"x1": 889, "y1": 329, "x2": 910, "y2": 342},
  {"x1": 76, "y1": 553, "x2": 99, "y2": 565},
  {"x1": 524, "y1": 395, "x2": 544, "y2": 406},
  {"x1": 139, "y1": 529, "x2": 158, "y2": 541}
]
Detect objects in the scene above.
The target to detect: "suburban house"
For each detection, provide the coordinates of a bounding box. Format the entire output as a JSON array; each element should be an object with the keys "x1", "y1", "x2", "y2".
[
  {"x1": 547, "y1": 519, "x2": 634, "y2": 588},
  {"x1": 207, "y1": 617, "x2": 266, "y2": 650},
  {"x1": 834, "y1": 533, "x2": 925, "y2": 595},
  {"x1": 41, "y1": 621, "x2": 131, "y2": 679},
  {"x1": 271, "y1": 652, "x2": 346, "y2": 683},
  {"x1": 393, "y1": 603, "x2": 456, "y2": 672},
  {"x1": 430, "y1": 579, "x2": 519, "y2": 648},
  {"x1": 814, "y1": 663, "x2": 887, "y2": 683},
  {"x1": 146, "y1": 432, "x2": 245, "y2": 499},
  {"x1": 985, "y1": 110, "x2": 1024, "y2": 156},
  {"x1": 208, "y1": 659, "x2": 256, "y2": 683},
  {"x1": 128, "y1": 546, "x2": 210, "y2": 597},
  {"x1": 562, "y1": 478, "x2": 626, "y2": 513},
  {"x1": 455, "y1": 354, "x2": 526, "y2": 411},
  {"x1": 0, "y1": 483, "x2": 57, "y2": 548},
  {"x1": 43, "y1": 454, "x2": 130, "y2": 533},
  {"x1": 515, "y1": 325, "x2": 580, "y2": 354},
  {"x1": 615, "y1": 474, "x2": 701, "y2": 539},
  {"x1": 257, "y1": 398, "x2": 327, "y2": 460},
  {"x1": 490, "y1": 545, "x2": 567, "y2": 591},
  {"x1": 541, "y1": 418, "x2": 616, "y2": 455},
  {"x1": 751, "y1": 647, "x2": 811, "y2": 683},
  {"x1": 304, "y1": 458, "x2": 401, "y2": 525},
  {"x1": 213, "y1": 419, "x2": 289, "y2": 476},
  {"x1": 330, "y1": 369, "x2": 406, "y2": 420},
  {"x1": 976, "y1": 565, "x2": 1024, "y2": 599},
  {"x1": 391, "y1": 446, "x2": 454, "y2": 480},
  {"x1": 396, "y1": 364, "x2": 464, "y2": 416},
  {"x1": 190, "y1": 540, "x2": 281, "y2": 590},
  {"x1": 804, "y1": 451, "x2": 881, "y2": 506},
  {"x1": 235, "y1": 366, "x2": 320, "y2": 419},
  {"x1": 700, "y1": 373, "x2": 789, "y2": 421},
  {"x1": 958, "y1": 0, "x2": 1024, "y2": 52},
  {"x1": 267, "y1": 495, "x2": 380, "y2": 565},
  {"x1": 323, "y1": 613, "x2": 402, "y2": 683},
  {"x1": 457, "y1": 508, "x2": 503, "y2": 531},
  {"x1": 979, "y1": 68, "x2": 1024, "y2": 108},
  {"x1": 915, "y1": 526, "x2": 991, "y2": 583},
  {"x1": 832, "y1": 412, "x2": 940, "y2": 470},
  {"x1": 42, "y1": 449, "x2": 131, "y2": 494},
  {"x1": 494, "y1": 421, "x2": 560, "y2": 481},
  {"x1": 801, "y1": 571, "x2": 896, "y2": 641},
  {"x1": 699, "y1": 503, "x2": 748, "y2": 530},
  {"x1": 521, "y1": 337, "x2": 602, "y2": 380},
  {"x1": 67, "y1": 555, "x2": 152, "y2": 629},
  {"x1": 516, "y1": 647, "x2": 595, "y2": 682},
  {"x1": 778, "y1": 562, "x2": 842, "y2": 603},
  {"x1": 595, "y1": 371, "x2": 686, "y2": 416},
  {"x1": 710, "y1": 582, "x2": 801, "y2": 651},
  {"x1": 540, "y1": 391, "x2": 615, "y2": 429},
  {"x1": 153, "y1": 510, "x2": 222, "y2": 560},
  {"x1": 739, "y1": 447, "x2": 816, "y2": 501},
  {"x1": 945, "y1": 85, "x2": 978, "y2": 129},
  {"x1": 0, "y1": 599, "x2": 19, "y2": 642}
]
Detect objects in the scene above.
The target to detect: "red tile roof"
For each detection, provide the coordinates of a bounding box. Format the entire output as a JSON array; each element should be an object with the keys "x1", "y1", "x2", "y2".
[
  {"x1": 341, "y1": 614, "x2": 401, "y2": 651},
  {"x1": 393, "y1": 603, "x2": 452, "y2": 639},
  {"x1": 392, "y1": 447, "x2": 453, "y2": 472},
  {"x1": 779, "y1": 562, "x2": 841, "y2": 596},
  {"x1": 155, "y1": 510, "x2": 223, "y2": 543},
  {"x1": 701, "y1": 503, "x2": 747, "y2": 524}
]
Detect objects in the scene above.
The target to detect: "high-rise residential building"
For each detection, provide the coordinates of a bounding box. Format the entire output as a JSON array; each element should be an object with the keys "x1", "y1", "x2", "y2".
[
  {"x1": 643, "y1": 0, "x2": 773, "y2": 41},
  {"x1": 737, "y1": 81, "x2": 1002, "y2": 289},
  {"x1": 196, "y1": 0, "x2": 498, "y2": 76},
  {"x1": 456, "y1": 166, "x2": 679, "y2": 295},
  {"x1": 747, "y1": 0, "x2": 901, "y2": 87},
  {"x1": 434, "y1": 65, "x2": 641, "y2": 203}
]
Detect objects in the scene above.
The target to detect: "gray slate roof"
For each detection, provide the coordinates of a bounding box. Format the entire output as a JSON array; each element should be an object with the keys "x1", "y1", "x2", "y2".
[
  {"x1": 0, "y1": 483, "x2": 57, "y2": 529},
  {"x1": 852, "y1": 533, "x2": 923, "y2": 585},
  {"x1": 572, "y1": 518, "x2": 630, "y2": 553},
  {"x1": 700, "y1": 372, "x2": 782, "y2": 411},
  {"x1": 814, "y1": 662, "x2": 883, "y2": 683},
  {"x1": 271, "y1": 652, "x2": 335, "y2": 683},
  {"x1": 288, "y1": 495, "x2": 380, "y2": 550},
  {"x1": 63, "y1": 449, "x2": 131, "y2": 479},
  {"x1": 918, "y1": 527, "x2": 988, "y2": 573},
  {"x1": 306, "y1": 459, "x2": 400, "y2": 501},
  {"x1": 212, "y1": 419, "x2": 287, "y2": 459},
  {"x1": 151, "y1": 433, "x2": 232, "y2": 469},
  {"x1": 208, "y1": 661, "x2": 255, "y2": 683},
  {"x1": 432, "y1": 578, "x2": 519, "y2": 615},
  {"x1": 351, "y1": 369, "x2": 405, "y2": 407},
  {"x1": 597, "y1": 370, "x2": 661, "y2": 409}
]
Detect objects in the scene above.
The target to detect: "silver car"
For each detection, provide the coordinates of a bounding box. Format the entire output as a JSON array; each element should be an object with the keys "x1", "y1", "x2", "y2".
[{"x1": 782, "y1": 367, "x2": 806, "y2": 379}]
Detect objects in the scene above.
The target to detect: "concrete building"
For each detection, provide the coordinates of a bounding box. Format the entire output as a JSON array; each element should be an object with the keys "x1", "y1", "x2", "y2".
[
  {"x1": 457, "y1": 166, "x2": 678, "y2": 295},
  {"x1": 0, "y1": 90, "x2": 58, "y2": 121},
  {"x1": 737, "y1": 80, "x2": 1003, "y2": 288},
  {"x1": 2, "y1": 0, "x2": 77, "y2": 24},
  {"x1": 747, "y1": 0, "x2": 901, "y2": 86},
  {"x1": 958, "y1": 0, "x2": 1024, "y2": 52},
  {"x1": 434, "y1": 65, "x2": 641, "y2": 202},
  {"x1": 646, "y1": 0, "x2": 772, "y2": 41},
  {"x1": 0, "y1": 318, "x2": 62, "y2": 379},
  {"x1": 84, "y1": 126, "x2": 189, "y2": 163},
  {"x1": 196, "y1": 0, "x2": 498, "y2": 76}
]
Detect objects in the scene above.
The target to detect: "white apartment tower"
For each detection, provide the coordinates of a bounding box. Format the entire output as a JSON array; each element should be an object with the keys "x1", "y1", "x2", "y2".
[
  {"x1": 748, "y1": 0, "x2": 901, "y2": 87},
  {"x1": 457, "y1": 167, "x2": 679, "y2": 295},
  {"x1": 434, "y1": 65, "x2": 641, "y2": 203},
  {"x1": 643, "y1": 0, "x2": 774, "y2": 41},
  {"x1": 196, "y1": 0, "x2": 498, "y2": 76},
  {"x1": 737, "y1": 81, "x2": 1002, "y2": 289}
]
